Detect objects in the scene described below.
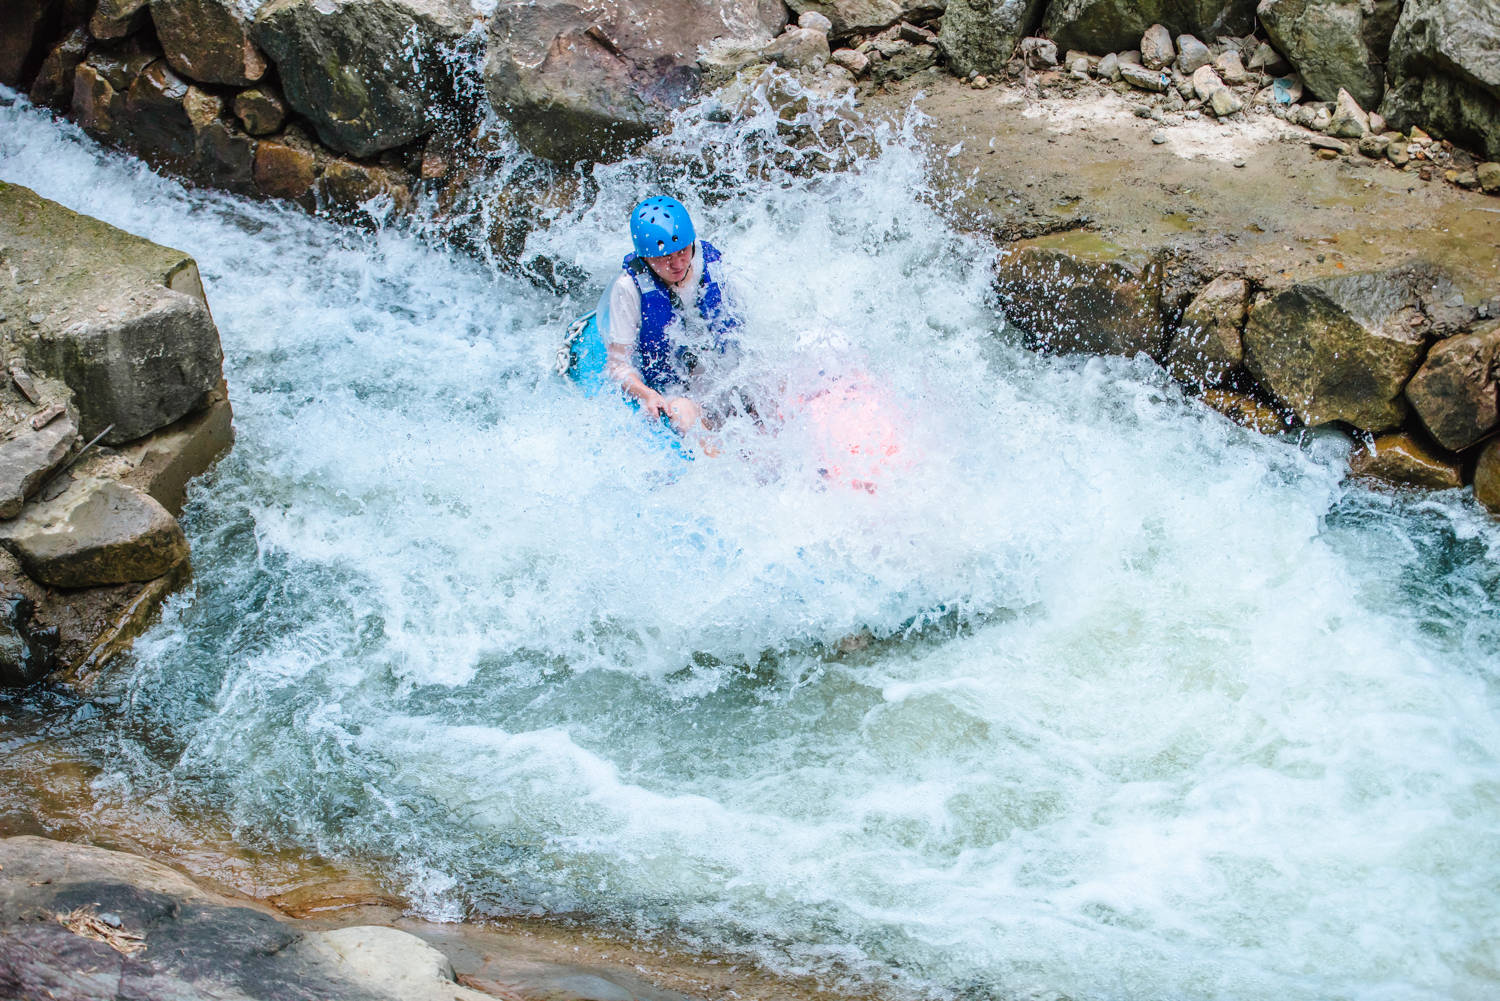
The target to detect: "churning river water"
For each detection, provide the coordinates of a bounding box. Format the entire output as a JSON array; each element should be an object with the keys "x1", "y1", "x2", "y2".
[{"x1": 3, "y1": 80, "x2": 1500, "y2": 1001}]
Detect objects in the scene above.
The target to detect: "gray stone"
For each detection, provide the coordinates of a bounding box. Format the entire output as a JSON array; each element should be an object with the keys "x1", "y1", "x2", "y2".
[
  {"x1": 869, "y1": 38, "x2": 937, "y2": 84},
  {"x1": 1141, "y1": 23, "x2": 1173, "y2": 70},
  {"x1": 1380, "y1": 0, "x2": 1500, "y2": 161},
  {"x1": 1480, "y1": 162, "x2": 1500, "y2": 194},
  {"x1": 1097, "y1": 51, "x2": 1121, "y2": 80},
  {"x1": 1043, "y1": 1, "x2": 1256, "y2": 56},
  {"x1": 1387, "y1": 139, "x2": 1411, "y2": 166},
  {"x1": 0, "y1": 409, "x2": 78, "y2": 520},
  {"x1": 1326, "y1": 88, "x2": 1370, "y2": 138},
  {"x1": 1310, "y1": 103, "x2": 1332, "y2": 131},
  {"x1": 1121, "y1": 61, "x2": 1170, "y2": 92},
  {"x1": 993, "y1": 238, "x2": 1165, "y2": 359},
  {"x1": 1404, "y1": 322, "x2": 1500, "y2": 452},
  {"x1": 785, "y1": 0, "x2": 933, "y2": 38},
  {"x1": 485, "y1": 0, "x2": 786, "y2": 163},
  {"x1": 798, "y1": 10, "x2": 833, "y2": 32},
  {"x1": 1213, "y1": 49, "x2": 1248, "y2": 84},
  {"x1": 1210, "y1": 86, "x2": 1244, "y2": 116},
  {"x1": 1242, "y1": 267, "x2": 1444, "y2": 431},
  {"x1": 0, "y1": 479, "x2": 188, "y2": 588},
  {"x1": 253, "y1": 0, "x2": 477, "y2": 159},
  {"x1": 1165, "y1": 276, "x2": 1248, "y2": 387},
  {"x1": 761, "y1": 27, "x2": 832, "y2": 71},
  {"x1": 1357, "y1": 133, "x2": 1391, "y2": 158},
  {"x1": 939, "y1": 0, "x2": 1044, "y2": 76},
  {"x1": 151, "y1": 0, "x2": 268, "y2": 87},
  {"x1": 1175, "y1": 34, "x2": 1211, "y2": 74},
  {"x1": 1191, "y1": 64, "x2": 1224, "y2": 101},
  {"x1": 1348, "y1": 433, "x2": 1463, "y2": 490},
  {"x1": 1258, "y1": 0, "x2": 1400, "y2": 109},
  {"x1": 1019, "y1": 36, "x2": 1058, "y2": 68},
  {"x1": 0, "y1": 182, "x2": 224, "y2": 445},
  {"x1": 1476, "y1": 437, "x2": 1500, "y2": 513},
  {"x1": 1247, "y1": 39, "x2": 1291, "y2": 76}
]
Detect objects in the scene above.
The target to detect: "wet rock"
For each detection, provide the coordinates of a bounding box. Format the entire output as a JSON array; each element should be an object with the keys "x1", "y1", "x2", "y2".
[
  {"x1": 1475, "y1": 437, "x2": 1500, "y2": 513},
  {"x1": 0, "y1": 0, "x2": 65, "y2": 89},
  {"x1": 254, "y1": 0, "x2": 478, "y2": 159},
  {"x1": 1175, "y1": 34, "x2": 1211, "y2": 74},
  {"x1": 27, "y1": 27, "x2": 89, "y2": 110},
  {"x1": 1380, "y1": 0, "x2": 1500, "y2": 161},
  {"x1": 1164, "y1": 276, "x2": 1247, "y2": 388},
  {"x1": 1201, "y1": 389, "x2": 1293, "y2": 435},
  {"x1": 1043, "y1": 2, "x2": 1255, "y2": 56},
  {"x1": 1258, "y1": 0, "x2": 1399, "y2": 110},
  {"x1": 1140, "y1": 23, "x2": 1173, "y2": 70},
  {"x1": 0, "y1": 478, "x2": 188, "y2": 588},
  {"x1": 0, "y1": 593, "x2": 60, "y2": 687},
  {"x1": 151, "y1": 0, "x2": 268, "y2": 87},
  {"x1": 1120, "y1": 61, "x2": 1169, "y2": 92},
  {"x1": 1242, "y1": 266, "x2": 1442, "y2": 431},
  {"x1": 0, "y1": 182, "x2": 224, "y2": 445},
  {"x1": 1348, "y1": 433, "x2": 1463, "y2": 490},
  {"x1": 320, "y1": 159, "x2": 410, "y2": 216},
  {"x1": 993, "y1": 237, "x2": 1165, "y2": 359},
  {"x1": 233, "y1": 86, "x2": 288, "y2": 136},
  {"x1": 485, "y1": 0, "x2": 785, "y2": 163},
  {"x1": 0, "y1": 409, "x2": 78, "y2": 520},
  {"x1": 90, "y1": 0, "x2": 150, "y2": 40},
  {"x1": 253, "y1": 137, "x2": 320, "y2": 202},
  {"x1": 941, "y1": 0, "x2": 1048, "y2": 77},
  {"x1": 1326, "y1": 88, "x2": 1370, "y2": 138},
  {"x1": 0, "y1": 836, "x2": 498, "y2": 1001},
  {"x1": 1403, "y1": 322, "x2": 1500, "y2": 452}
]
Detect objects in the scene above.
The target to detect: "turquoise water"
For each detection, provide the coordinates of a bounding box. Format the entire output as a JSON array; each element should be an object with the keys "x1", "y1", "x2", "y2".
[{"x1": 3, "y1": 80, "x2": 1499, "y2": 1001}]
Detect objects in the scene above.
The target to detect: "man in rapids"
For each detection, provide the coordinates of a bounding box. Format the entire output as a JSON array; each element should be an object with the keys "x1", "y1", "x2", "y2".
[{"x1": 593, "y1": 195, "x2": 907, "y2": 487}]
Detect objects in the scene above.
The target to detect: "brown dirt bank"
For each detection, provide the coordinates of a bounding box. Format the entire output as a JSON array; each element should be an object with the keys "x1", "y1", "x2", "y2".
[{"x1": 870, "y1": 73, "x2": 1500, "y2": 296}]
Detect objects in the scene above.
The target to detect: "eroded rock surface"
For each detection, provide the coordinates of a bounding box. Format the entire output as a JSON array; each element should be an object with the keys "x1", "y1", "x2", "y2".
[
  {"x1": 1258, "y1": 0, "x2": 1401, "y2": 110},
  {"x1": 1380, "y1": 0, "x2": 1500, "y2": 161},
  {"x1": 1042, "y1": 0, "x2": 1256, "y2": 56},
  {"x1": 483, "y1": 0, "x2": 787, "y2": 162},
  {"x1": 151, "y1": 0, "x2": 268, "y2": 87},
  {"x1": 1404, "y1": 322, "x2": 1500, "y2": 453},
  {"x1": 0, "y1": 479, "x2": 188, "y2": 589},
  {"x1": 1164, "y1": 275, "x2": 1247, "y2": 388},
  {"x1": 941, "y1": 0, "x2": 1047, "y2": 77}
]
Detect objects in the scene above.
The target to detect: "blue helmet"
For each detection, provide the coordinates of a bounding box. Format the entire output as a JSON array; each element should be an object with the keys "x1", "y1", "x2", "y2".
[{"x1": 630, "y1": 196, "x2": 696, "y2": 258}]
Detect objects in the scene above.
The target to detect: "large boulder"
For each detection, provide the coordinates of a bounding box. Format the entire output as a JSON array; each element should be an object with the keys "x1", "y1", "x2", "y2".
[
  {"x1": 1257, "y1": 0, "x2": 1401, "y2": 110},
  {"x1": 0, "y1": 0, "x2": 64, "y2": 88},
  {"x1": 0, "y1": 478, "x2": 188, "y2": 588},
  {"x1": 1242, "y1": 266, "x2": 1448, "y2": 431},
  {"x1": 1404, "y1": 322, "x2": 1500, "y2": 453},
  {"x1": 1379, "y1": 0, "x2": 1500, "y2": 161},
  {"x1": 0, "y1": 182, "x2": 224, "y2": 445},
  {"x1": 252, "y1": 0, "x2": 479, "y2": 159},
  {"x1": 1041, "y1": 0, "x2": 1256, "y2": 56},
  {"x1": 940, "y1": 0, "x2": 1047, "y2": 77},
  {"x1": 1164, "y1": 275, "x2": 1247, "y2": 388},
  {"x1": 786, "y1": 0, "x2": 940, "y2": 39},
  {"x1": 151, "y1": 0, "x2": 269, "y2": 87},
  {"x1": 994, "y1": 237, "x2": 1165, "y2": 359},
  {"x1": 484, "y1": 0, "x2": 788, "y2": 163}
]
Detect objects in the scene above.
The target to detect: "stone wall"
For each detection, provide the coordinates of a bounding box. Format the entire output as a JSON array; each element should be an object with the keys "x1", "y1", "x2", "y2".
[{"x1": 0, "y1": 181, "x2": 232, "y2": 686}]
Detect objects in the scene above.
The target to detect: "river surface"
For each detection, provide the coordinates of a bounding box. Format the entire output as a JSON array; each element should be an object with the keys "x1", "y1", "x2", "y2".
[{"x1": 3, "y1": 81, "x2": 1500, "y2": 1001}]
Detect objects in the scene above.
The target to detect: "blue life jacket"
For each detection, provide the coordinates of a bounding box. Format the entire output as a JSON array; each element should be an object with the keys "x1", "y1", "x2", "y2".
[{"x1": 622, "y1": 240, "x2": 740, "y2": 394}]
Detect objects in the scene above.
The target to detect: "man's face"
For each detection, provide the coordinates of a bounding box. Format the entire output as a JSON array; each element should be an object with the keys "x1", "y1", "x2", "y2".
[{"x1": 646, "y1": 245, "x2": 693, "y2": 285}]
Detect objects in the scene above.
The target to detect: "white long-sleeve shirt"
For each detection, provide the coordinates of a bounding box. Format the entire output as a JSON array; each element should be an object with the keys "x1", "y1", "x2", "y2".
[{"x1": 597, "y1": 241, "x2": 706, "y2": 385}]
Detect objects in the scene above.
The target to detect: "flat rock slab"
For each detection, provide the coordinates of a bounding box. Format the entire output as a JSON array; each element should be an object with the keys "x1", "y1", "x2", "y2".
[
  {"x1": 0, "y1": 836, "x2": 496, "y2": 1001},
  {"x1": 0, "y1": 407, "x2": 77, "y2": 519},
  {"x1": 0, "y1": 478, "x2": 187, "y2": 588}
]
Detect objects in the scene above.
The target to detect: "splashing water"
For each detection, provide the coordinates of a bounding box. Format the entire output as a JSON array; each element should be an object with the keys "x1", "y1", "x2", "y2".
[{"x1": 2, "y1": 79, "x2": 1499, "y2": 1001}]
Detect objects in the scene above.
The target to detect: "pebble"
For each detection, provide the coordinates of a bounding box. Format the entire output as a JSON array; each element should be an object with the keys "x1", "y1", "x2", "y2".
[
  {"x1": 1233, "y1": 158, "x2": 1247, "y2": 168},
  {"x1": 797, "y1": 10, "x2": 832, "y2": 33},
  {"x1": 1316, "y1": 148, "x2": 1339, "y2": 160},
  {"x1": 28, "y1": 313, "x2": 45, "y2": 324},
  {"x1": 1151, "y1": 130, "x2": 1168, "y2": 144}
]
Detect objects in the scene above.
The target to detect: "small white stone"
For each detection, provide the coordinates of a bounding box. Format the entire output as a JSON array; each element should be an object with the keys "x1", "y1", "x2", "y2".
[{"x1": 798, "y1": 11, "x2": 833, "y2": 34}]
